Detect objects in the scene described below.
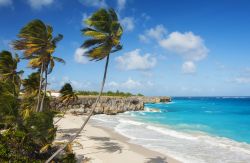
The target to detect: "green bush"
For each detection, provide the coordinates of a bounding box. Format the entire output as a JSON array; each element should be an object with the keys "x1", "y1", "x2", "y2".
[
  {"x1": 0, "y1": 129, "x2": 41, "y2": 162},
  {"x1": 23, "y1": 111, "x2": 56, "y2": 146}
]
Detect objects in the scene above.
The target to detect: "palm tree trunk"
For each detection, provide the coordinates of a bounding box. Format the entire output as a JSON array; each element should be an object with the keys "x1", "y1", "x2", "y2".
[
  {"x1": 40, "y1": 68, "x2": 48, "y2": 112},
  {"x1": 36, "y1": 63, "x2": 44, "y2": 112},
  {"x1": 54, "y1": 109, "x2": 67, "y2": 125},
  {"x1": 45, "y1": 54, "x2": 110, "y2": 163},
  {"x1": 12, "y1": 75, "x2": 16, "y2": 97},
  {"x1": 54, "y1": 100, "x2": 70, "y2": 124}
]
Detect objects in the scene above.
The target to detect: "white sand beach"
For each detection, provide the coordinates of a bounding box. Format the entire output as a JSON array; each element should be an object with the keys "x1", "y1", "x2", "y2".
[{"x1": 54, "y1": 113, "x2": 180, "y2": 163}]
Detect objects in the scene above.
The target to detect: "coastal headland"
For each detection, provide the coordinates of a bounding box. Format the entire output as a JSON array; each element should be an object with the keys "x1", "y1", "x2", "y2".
[{"x1": 51, "y1": 96, "x2": 171, "y2": 115}]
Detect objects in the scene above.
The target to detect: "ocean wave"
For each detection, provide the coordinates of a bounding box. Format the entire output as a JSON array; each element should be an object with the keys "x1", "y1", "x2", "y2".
[
  {"x1": 200, "y1": 135, "x2": 250, "y2": 155},
  {"x1": 166, "y1": 101, "x2": 175, "y2": 104},
  {"x1": 119, "y1": 119, "x2": 144, "y2": 126},
  {"x1": 93, "y1": 114, "x2": 250, "y2": 163},
  {"x1": 204, "y1": 110, "x2": 223, "y2": 114},
  {"x1": 144, "y1": 107, "x2": 162, "y2": 112},
  {"x1": 221, "y1": 96, "x2": 250, "y2": 99},
  {"x1": 175, "y1": 123, "x2": 211, "y2": 131},
  {"x1": 146, "y1": 125, "x2": 198, "y2": 140},
  {"x1": 137, "y1": 112, "x2": 146, "y2": 115}
]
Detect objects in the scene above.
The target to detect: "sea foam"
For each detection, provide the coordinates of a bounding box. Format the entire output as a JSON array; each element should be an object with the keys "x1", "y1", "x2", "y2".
[{"x1": 92, "y1": 114, "x2": 250, "y2": 163}]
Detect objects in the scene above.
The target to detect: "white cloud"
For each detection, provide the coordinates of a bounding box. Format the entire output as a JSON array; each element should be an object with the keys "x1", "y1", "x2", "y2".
[
  {"x1": 139, "y1": 26, "x2": 209, "y2": 74},
  {"x1": 245, "y1": 67, "x2": 250, "y2": 73},
  {"x1": 139, "y1": 25, "x2": 167, "y2": 42},
  {"x1": 141, "y1": 13, "x2": 151, "y2": 21},
  {"x1": 121, "y1": 78, "x2": 142, "y2": 89},
  {"x1": 108, "y1": 81, "x2": 119, "y2": 87},
  {"x1": 107, "y1": 78, "x2": 155, "y2": 91},
  {"x1": 159, "y1": 31, "x2": 208, "y2": 61},
  {"x1": 138, "y1": 34, "x2": 148, "y2": 43},
  {"x1": 147, "y1": 25, "x2": 167, "y2": 40},
  {"x1": 74, "y1": 48, "x2": 89, "y2": 64},
  {"x1": 232, "y1": 77, "x2": 250, "y2": 84},
  {"x1": 116, "y1": 49, "x2": 157, "y2": 71},
  {"x1": 117, "y1": 0, "x2": 126, "y2": 11},
  {"x1": 146, "y1": 81, "x2": 154, "y2": 86},
  {"x1": 60, "y1": 76, "x2": 93, "y2": 90},
  {"x1": 182, "y1": 61, "x2": 196, "y2": 74},
  {"x1": 121, "y1": 17, "x2": 135, "y2": 31},
  {"x1": 27, "y1": 0, "x2": 54, "y2": 10},
  {"x1": 0, "y1": 0, "x2": 12, "y2": 7},
  {"x1": 215, "y1": 61, "x2": 226, "y2": 70},
  {"x1": 49, "y1": 76, "x2": 94, "y2": 91},
  {"x1": 80, "y1": 0, "x2": 107, "y2": 8}
]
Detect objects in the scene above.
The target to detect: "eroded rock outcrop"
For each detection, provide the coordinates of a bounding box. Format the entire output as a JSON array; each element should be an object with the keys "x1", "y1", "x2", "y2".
[{"x1": 50, "y1": 96, "x2": 171, "y2": 115}]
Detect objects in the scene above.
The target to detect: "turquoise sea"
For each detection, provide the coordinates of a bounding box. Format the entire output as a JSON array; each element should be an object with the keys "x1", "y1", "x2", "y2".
[
  {"x1": 93, "y1": 97, "x2": 250, "y2": 163},
  {"x1": 143, "y1": 97, "x2": 250, "y2": 143}
]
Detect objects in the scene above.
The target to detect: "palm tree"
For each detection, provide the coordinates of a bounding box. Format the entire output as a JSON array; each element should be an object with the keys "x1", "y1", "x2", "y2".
[
  {"x1": 46, "y1": 8, "x2": 123, "y2": 162},
  {"x1": 0, "y1": 81, "x2": 19, "y2": 128},
  {"x1": 54, "y1": 83, "x2": 78, "y2": 124},
  {"x1": 0, "y1": 51, "x2": 23, "y2": 96},
  {"x1": 21, "y1": 72, "x2": 41, "y2": 115},
  {"x1": 22, "y1": 72, "x2": 40, "y2": 97},
  {"x1": 12, "y1": 19, "x2": 64, "y2": 112},
  {"x1": 39, "y1": 53, "x2": 65, "y2": 112},
  {"x1": 0, "y1": 51, "x2": 23, "y2": 128}
]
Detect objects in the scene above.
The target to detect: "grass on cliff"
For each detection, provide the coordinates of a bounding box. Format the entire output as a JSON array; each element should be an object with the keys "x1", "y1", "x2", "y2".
[{"x1": 76, "y1": 90, "x2": 144, "y2": 97}]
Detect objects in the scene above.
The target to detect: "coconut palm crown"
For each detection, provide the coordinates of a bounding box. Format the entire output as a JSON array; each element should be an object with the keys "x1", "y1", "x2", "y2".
[
  {"x1": 59, "y1": 83, "x2": 78, "y2": 105},
  {"x1": 81, "y1": 8, "x2": 123, "y2": 61},
  {"x1": 12, "y1": 19, "x2": 65, "y2": 73},
  {"x1": 12, "y1": 19, "x2": 65, "y2": 112},
  {"x1": 22, "y1": 72, "x2": 41, "y2": 97},
  {"x1": 0, "y1": 51, "x2": 24, "y2": 95}
]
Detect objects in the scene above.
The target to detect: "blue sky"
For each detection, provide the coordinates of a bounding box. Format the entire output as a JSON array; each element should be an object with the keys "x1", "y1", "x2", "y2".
[{"x1": 1, "y1": 0, "x2": 250, "y2": 96}]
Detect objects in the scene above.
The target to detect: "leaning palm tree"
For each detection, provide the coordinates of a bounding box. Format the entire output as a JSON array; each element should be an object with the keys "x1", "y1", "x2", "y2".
[
  {"x1": 54, "y1": 83, "x2": 78, "y2": 124},
  {"x1": 46, "y1": 8, "x2": 123, "y2": 162},
  {"x1": 12, "y1": 19, "x2": 64, "y2": 112},
  {"x1": 0, "y1": 51, "x2": 23, "y2": 96}
]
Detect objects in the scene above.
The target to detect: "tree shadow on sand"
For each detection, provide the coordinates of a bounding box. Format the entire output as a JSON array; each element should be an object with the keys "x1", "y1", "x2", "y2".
[
  {"x1": 89, "y1": 136, "x2": 123, "y2": 153},
  {"x1": 88, "y1": 136, "x2": 110, "y2": 141},
  {"x1": 76, "y1": 154, "x2": 91, "y2": 163},
  {"x1": 96, "y1": 141, "x2": 123, "y2": 153},
  {"x1": 56, "y1": 128, "x2": 84, "y2": 141},
  {"x1": 57, "y1": 128, "x2": 80, "y2": 134},
  {"x1": 145, "y1": 156, "x2": 168, "y2": 163}
]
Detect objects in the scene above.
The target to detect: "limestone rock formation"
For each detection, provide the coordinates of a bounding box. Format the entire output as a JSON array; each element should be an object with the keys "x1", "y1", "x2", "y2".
[{"x1": 50, "y1": 96, "x2": 171, "y2": 115}]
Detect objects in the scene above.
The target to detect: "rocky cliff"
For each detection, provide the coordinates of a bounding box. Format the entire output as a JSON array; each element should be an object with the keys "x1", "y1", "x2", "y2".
[{"x1": 51, "y1": 96, "x2": 171, "y2": 115}]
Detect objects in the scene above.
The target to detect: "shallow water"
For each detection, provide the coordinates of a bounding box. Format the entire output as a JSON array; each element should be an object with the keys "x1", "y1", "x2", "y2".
[{"x1": 92, "y1": 97, "x2": 250, "y2": 163}]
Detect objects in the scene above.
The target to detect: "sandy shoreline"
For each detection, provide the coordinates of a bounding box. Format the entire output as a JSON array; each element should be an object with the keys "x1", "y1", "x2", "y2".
[{"x1": 54, "y1": 113, "x2": 180, "y2": 163}]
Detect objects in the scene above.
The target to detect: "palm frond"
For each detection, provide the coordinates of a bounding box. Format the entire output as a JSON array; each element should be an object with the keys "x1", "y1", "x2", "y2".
[
  {"x1": 53, "y1": 56, "x2": 65, "y2": 64},
  {"x1": 85, "y1": 43, "x2": 112, "y2": 61},
  {"x1": 52, "y1": 34, "x2": 63, "y2": 45},
  {"x1": 81, "y1": 8, "x2": 123, "y2": 61},
  {"x1": 81, "y1": 39, "x2": 105, "y2": 48},
  {"x1": 108, "y1": 8, "x2": 118, "y2": 21},
  {"x1": 82, "y1": 28, "x2": 107, "y2": 39},
  {"x1": 48, "y1": 59, "x2": 54, "y2": 74},
  {"x1": 111, "y1": 44, "x2": 122, "y2": 53},
  {"x1": 28, "y1": 58, "x2": 42, "y2": 68},
  {"x1": 85, "y1": 8, "x2": 111, "y2": 33}
]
